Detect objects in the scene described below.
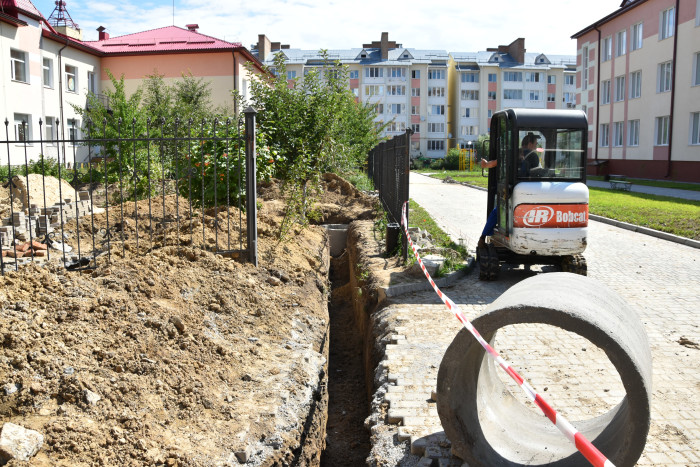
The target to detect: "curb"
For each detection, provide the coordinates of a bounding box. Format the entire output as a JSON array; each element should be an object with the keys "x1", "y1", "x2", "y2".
[{"x1": 383, "y1": 257, "x2": 475, "y2": 297}]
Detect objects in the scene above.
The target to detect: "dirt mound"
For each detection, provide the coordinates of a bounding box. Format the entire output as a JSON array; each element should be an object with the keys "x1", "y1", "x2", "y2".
[{"x1": 0, "y1": 174, "x2": 377, "y2": 466}]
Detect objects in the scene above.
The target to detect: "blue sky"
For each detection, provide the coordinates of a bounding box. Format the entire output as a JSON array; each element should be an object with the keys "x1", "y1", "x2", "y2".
[{"x1": 31, "y1": 0, "x2": 621, "y2": 55}]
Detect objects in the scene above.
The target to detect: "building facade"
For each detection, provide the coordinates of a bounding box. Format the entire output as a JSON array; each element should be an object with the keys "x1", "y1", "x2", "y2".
[
  {"x1": 255, "y1": 34, "x2": 576, "y2": 159},
  {"x1": 573, "y1": 0, "x2": 700, "y2": 182}
]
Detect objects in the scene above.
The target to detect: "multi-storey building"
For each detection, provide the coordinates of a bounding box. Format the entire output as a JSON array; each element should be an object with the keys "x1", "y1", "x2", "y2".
[
  {"x1": 1, "y1": 0, "x2": 265, "y2": 165},
  {"x1": 255, "y1": 34, "x2": 575, "y2": 158},
  {"x1": 449, "y1": 38, "x2": 577, "y2": 150},
  {"x1": 572, "y1": 0, "x2": 700, "y2": 182}
]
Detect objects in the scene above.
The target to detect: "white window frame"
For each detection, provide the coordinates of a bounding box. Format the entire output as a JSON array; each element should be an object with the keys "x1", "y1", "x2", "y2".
[
  {"x1": 503, "y1": 89, "x2": 523, "y2": 100},
  {"x1": 461, "y1": 72, "x2": 479, "y2": 83},
  {"x1": 411, "y1": 87, "x2": 420, "y2": 97},
  {"x1": 547, "y1": 92, "x2": 556, "y2": 102},
  {"x1": 631, "y1": 22, "x2": 643, "y2": 51},
  {"x1": 365, "y1": 67, "x2": 383, "y2": 78},
  {"x1": 388, "y1": 67, "x2": 406, "y2": 79},
  {"x1": 655, "y1": 116, "x2": 670, "y2": 146},
  {"x1": 565, "y1": 74, "x2": 575, "y2": 86},
  {"x1": 613, "y1": 121, "x2": 624, "y2": 147},
  {"x1": 616, "y1": 30, "x2": 627, "y2": 57},
  {"x1": 488, "y1": 91, "x2": 496, "y2": 100},
  {"x1": 525, "y1": 72, "x2": 541, "y2": 82},
  {"x1": 427, "y1": 140, "x2": 445, "y2": 151},
  {"x1": 601, "y1": 80, "x2": 611, "y2": 105},
  {"x1": 628, "y1": 119, "x2": 640, "y2": 146},
  {"x1": 11, "y1": 49, "x2": 28, "y2": 83},
  {"x1": 411, "y1": 123, "x2": 420, "y2": 133},
  {"x1": 68, "y1": 118, "x2": 79, "y2": 143},
  {"x1": 429, "y1": 105, "x2": 445, "y2": 115},
  {"x1": 428, "y1": 87, "x2": 445, "y2": 97},
  {"x1": 349, "y1": 70, "x2": 359, "y2": 79},
  {"x1": 411, "y1": 105, "x2": 419, "y2": 115},
  {"x1": 411, "y1": 70, "x2": 420, "y2": 79},
  {"x1": 428, "y1": 122, "x2": 445, "y2": 133},
  {"x1": 13, "y1": 113, "x2": 30, "y2": 142},
  {"x1": 660, "y1": 7, "x2": 675, "y2": 40},
  {"x1": 529, "y1": 90, "x2": 541, "y2": 101},
  {"x1": 599, "y1": 123, "x2": 610, "y2": 147},
  {"x1": 488, "y1": 73, "x2": 497, "y2": 82},
  {"x1": 43, "y1": 58, "x2": 54, "y2": 88},
  {"x1": 428, "y1": 69, "x2": 445, "y2": 80},
  {"x1": 690, "y1": 112, "x2": 700, "y2": 145},
  {"x1": 548, "y1": 75, "x2": 556, "y2": 85},
  {"x1": 460, "y1": 89, "x2": 479, "y2": 100},
  {"x1": 286, "y1": 70, "x2": 296, "y2": 80},
  {"x1": 582, "y1": 46, "x2": 589, "y2": 89},
  {"x1": 503, "y1": 71, "x2": 522, "y2": 82},
  {"x1": 629, "y1": 71, "x2": 642, "y2": 99},
  {"x1": 658, "y1": 61, "x2": 672, "y2": 93},
  {"x1": 602, "y1": 37, "x2": 612, "y2": 61},
  {"x1": 615, "y1": 76, "x2": 626, "y2": 102},
  {"x1": 693, "y1": 52, "x2": 700, "y2": 87},
  {"x1": 65, "y1": 64, "x2": 78, "y2": 93}
]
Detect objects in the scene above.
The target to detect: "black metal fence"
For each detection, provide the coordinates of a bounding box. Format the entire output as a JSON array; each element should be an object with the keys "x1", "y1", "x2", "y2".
[
  {"x1": 1, "y1": 110, "x2": 258, "y2": 275},
  {"x1": 367, "y1": 129, "x2": 411, "y2": 260}
]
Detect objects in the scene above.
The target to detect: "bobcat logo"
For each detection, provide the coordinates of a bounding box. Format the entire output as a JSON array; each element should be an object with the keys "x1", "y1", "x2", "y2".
[{"x1": 522, "y1": 206, "x2": 554, "y2": 227}]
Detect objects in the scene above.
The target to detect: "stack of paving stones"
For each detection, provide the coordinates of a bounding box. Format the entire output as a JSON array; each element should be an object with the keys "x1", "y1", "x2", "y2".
[{"x1": 0, "y1": 191, "x2": 92, "y2": 265}]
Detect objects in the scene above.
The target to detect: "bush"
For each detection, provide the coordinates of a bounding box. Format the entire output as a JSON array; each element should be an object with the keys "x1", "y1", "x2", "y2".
[
  {"x1": 444, "y1": 148, "x2": 461, "y2": 170},
  {"x1": 429, "y1": 158, "x2": 444, "y2": 170}
]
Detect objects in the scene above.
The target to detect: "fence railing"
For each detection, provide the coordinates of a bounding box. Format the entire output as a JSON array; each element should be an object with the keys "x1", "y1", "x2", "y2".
[
  {"x1": 367, "y1": 129, "x2": 411, "y2": 260},
  {"x1": 1, "y1": 110, "x2": 259, "y2": 275}
]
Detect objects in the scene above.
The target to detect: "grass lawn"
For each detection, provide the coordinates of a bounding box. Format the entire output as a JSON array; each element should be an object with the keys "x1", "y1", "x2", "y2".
[
  {"x1": 588, "y1": 176, "x2": 700, "y2": 192},
  {"x1": 413, "y1": 168, "x2": 488, "y2": 189}
]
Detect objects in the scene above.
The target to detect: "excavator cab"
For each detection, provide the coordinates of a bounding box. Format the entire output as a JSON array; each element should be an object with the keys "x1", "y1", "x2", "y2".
[{"x1": 478, "y1": 108, "x2": 589, "y2": 280}]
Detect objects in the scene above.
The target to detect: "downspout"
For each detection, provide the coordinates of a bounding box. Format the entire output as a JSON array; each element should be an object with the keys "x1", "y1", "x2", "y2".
[
  {"x1": 666, "y1": 0, "x2": 680, "y2": 178},
  {"x1": 233, "y1": 51, "x2": 238, "y2": 116},
  {"x1": 594, "y1": 25, "x2": 602, "y2": 162},
  {"x1": 57, "y1": 37, "x2": 70, "y2": 166}
]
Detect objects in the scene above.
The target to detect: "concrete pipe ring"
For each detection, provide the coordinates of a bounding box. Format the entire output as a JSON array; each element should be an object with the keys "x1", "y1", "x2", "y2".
[{"x1": 436, "y1": 272, "x2": 652, "y2": 466}]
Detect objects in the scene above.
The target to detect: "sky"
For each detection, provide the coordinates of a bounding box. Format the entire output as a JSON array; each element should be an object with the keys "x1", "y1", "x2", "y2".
[{"x1": 31, "y1": 0, "x2": 623, "y2": 55}]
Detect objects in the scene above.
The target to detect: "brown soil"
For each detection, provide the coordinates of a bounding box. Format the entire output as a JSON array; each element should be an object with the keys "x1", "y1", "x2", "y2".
[{"x1": 0, "y1": 173, "x2": 378, "y2": 466}]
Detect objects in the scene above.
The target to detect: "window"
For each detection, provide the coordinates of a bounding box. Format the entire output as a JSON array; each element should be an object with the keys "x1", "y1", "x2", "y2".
[
  {"x1": 389, "y1": 67, "x2": 406, "y2": 79},
  {"x1": 631, "y1": 22, "x2": 643, "y2": 51},
  {"x1": 11, "y1": 50, "x2": 28, "y2": 83},
  {"x1": 503, "y1": 89, "x2": 522, "y2": 100},
  {"x1": 660, "y1": 7, "x2": 675, "y2": 40},
  {"x1": 44, "y1": 117, "x2": 57, "y2": 143},
  {"x1": 601, "y1": 80, "x2": 611, "y2": 104},
  {"x1": 388, "y1": 104, "x2": 405, "y2": 115},
  {"x1": 658, "y1": 61, "x2": 672, "y2": 92},
  {"x1": 564, "y1": 93, "x2": 576, "y2": 107},
  {"x1": 694, "y1": 52, "x2": 700, "y2": 86},
  {"x1": 615, "y1": 76, "x2": 626, "y2": 102},
  {"x1": 412, "y1": 87, "x2": 420, "y2": 96},
  {"x1": 411, "y1": 70, "x2": 420, "y2": 79},
  {"x1": 655, "y1": 116, "x2": 670, "y2": 145},
  {"x1": 488, "y1": 73, "x2": 497, "y2": 82},
  {"x1": 428, "y1": 69, "x2": 445, "y2": 80},
  {"x1": 352, "y1": 88, "x2": 359, "y2": 97},
  {"x1": 487, "y1": 109, "x2": 493, "y2": 118},
  {"x1": 616, "y1": 30, "x2": 627, "y2": 57},
  {"x1": 628, "y1": 119, "x2": 640, "y2": 146},
  {"x1": 565, "y1": 75, "x2": 575, "y2": 86},
  {"x1": 372, "y1": 103, "x2": 384, "y2": 114},
  {"x1": 602, "y1": 37, "x2": 612, "y2": 61},
  {"x1": 525, "y1": 72, "x2": 541, "y2": 82},
  {"x1": 13, "y1": 114, "x2": 30, "y2": 141},
  {"x1": 529, "y1": 91, "x2": 541, "y2": 101},
  {"x1": 349, "y1": 70, "x2": 359, "y2": 79},
  {"x1": 488, "y1": 91, "x2": 496, "y2": 100},
  {"x1": 65, "y1": 65, "x2": 77, "y2": 92},
  {"x1": 68, "y1": 119, "x2": 79, "y2": 142},
  {"x1": 547, "y1": 92, "x2": 556, "y2": 102},
  {"x1": 387, "y1": 85, "x2": 406, "y2": 96},
  {"x1": 428, "y1": 140, "x2": 445, "y2": 151},
  {"x1": 613, "y1": 121, "x2": 624, "y2": 147},
  {"x1": 411, "y1": 105, "x2": 419, "y2": 115},
  {"x1": 430, "y1": 105, "x2": 445, "y2": 115},
  {"x1": 411, "y1": 123, "x2": 420, "y2": 133},
  {"x1": 386, "y1": 122, "x2": 406, "y2": 132},
  {"x1": 691, "y1": 112, "x2": 700, "y2": 145},
  {"x1": 43, "y1": 58, "x2": 54, "y2": 88},
  {"x1": 428, "y1": 122, "x2": 445, "y2": 133},
  {"x1": 599, "y1": 123, "x2": 610, "y2": 147},
  {"x1": 411, "y1": 141, "x2": 420, "y2": 152},
  {"x1": 460, "y1": 125, "x2": 477, "y2": 136},
  {"x1": 428, "y1": 87, "x2": 445, "y2": 97},
  {"x1": 364, "y1": 85, "x2": 384, "y2": 96},
  {"x1": 503, "y1": 71, "x2": 522, "y2": 82},
  {"x1": 547, "y1": 75, "x2": 556, "y2": 85},
  {"x1": 461, "y1": 72, "x2": 479, "y2": 82},
  {"x1": 630, "y1": 71, "x2": 642, "y2": 99},
  {"x1": 582, "y1": 46, "x2": 589, "y2": 89},
  {"x1": 286, "y1": 71, "x2": 296, "y2": 80},
  {"x1": 365, "y1": 67, "x2": 383, "y2": 78},
  {"x1": 460, "y1": 90, "x2": 479, "y2": 100},
  {"x1": 463, "y1": 108, "x2": 478, "y2": 118}
]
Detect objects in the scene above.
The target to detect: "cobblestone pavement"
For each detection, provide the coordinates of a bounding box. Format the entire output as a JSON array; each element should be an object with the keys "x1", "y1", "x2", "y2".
[{"x1": 367, "y1": 173, "x2": 700, "y2": 466}]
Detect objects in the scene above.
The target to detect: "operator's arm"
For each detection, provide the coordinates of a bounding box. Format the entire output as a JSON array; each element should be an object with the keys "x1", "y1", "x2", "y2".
[{"x1": 480, "y1": 159, "x2": 497, "y2": 169}]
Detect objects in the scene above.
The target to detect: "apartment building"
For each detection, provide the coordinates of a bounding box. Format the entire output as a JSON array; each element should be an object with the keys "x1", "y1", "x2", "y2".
[
  {"x1": 449, "y1": 38, "x2": 577, "y2": 150},
  {"x1": 572, "y1": 0, "x2": 700, "y2": 182},
  {"x1": 1, "y1": 0, "x2": 265, "y2": 166},
  {"x1": 255, "y1": 34, "x2": 575, "y2": 159}
]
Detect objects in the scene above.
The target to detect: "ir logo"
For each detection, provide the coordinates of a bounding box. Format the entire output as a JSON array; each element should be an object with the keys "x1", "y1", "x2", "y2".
[{"x1": 522, "y1": 206, "x2": 554, "y2": 227}]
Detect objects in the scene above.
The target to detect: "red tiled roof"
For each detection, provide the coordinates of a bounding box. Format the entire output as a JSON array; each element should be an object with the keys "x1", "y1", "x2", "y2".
[
  {"x1": 0, "y1": 0, "x2": 43, "y2": 20},
  {"x1": 85, "y1": 25, "x2": 243, "y2": 55}
]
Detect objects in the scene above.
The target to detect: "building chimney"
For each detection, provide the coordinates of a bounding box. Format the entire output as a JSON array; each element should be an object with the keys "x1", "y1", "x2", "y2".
[
  {"x1": 258, "y1": 34, "x2": 272, "y2": 61},
  {"x1": 186, "y1": 24, "x2": 199, "y2": 32},
  {"x1": 97, "y1": 26, "x2": 109, "y2": 41},
  {"x1": 381, "y1": 31, "x2": 389, "y2": 60},
  {"x1": 508, "y1": 38, "x2": 526, "y2": 64}
]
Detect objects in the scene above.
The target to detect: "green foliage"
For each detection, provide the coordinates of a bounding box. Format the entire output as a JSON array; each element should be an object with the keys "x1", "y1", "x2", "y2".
[
  {"x1": 444, "y1": 148, "x2": 461, "y2": 170},
  {"x1": 344, "y1": 171, "x2": 374, "y2": 192},
  {"x1": 429, "y1": 158, "x2": 444, "y2": 170}
]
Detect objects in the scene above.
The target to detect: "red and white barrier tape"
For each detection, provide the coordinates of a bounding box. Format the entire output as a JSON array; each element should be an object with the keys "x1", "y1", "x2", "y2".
[{"x1": 400, "y1": 201, "x2": 614, "y2": 467}]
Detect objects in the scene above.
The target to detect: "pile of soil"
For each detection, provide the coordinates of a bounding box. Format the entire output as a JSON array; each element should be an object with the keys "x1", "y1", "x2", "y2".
[{"x1": 0, "y1": 173, "x2": 378, "y2": 466}]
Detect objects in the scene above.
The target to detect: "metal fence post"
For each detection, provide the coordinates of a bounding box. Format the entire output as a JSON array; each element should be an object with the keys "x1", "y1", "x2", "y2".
[{"x1": 243, "y1": 106, "x2": 258, "y2": 266}]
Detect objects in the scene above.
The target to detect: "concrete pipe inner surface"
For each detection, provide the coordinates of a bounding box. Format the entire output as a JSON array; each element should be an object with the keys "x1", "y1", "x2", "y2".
[{"x1": 436, "y1": 272, "x2": 652, "y2": 466}]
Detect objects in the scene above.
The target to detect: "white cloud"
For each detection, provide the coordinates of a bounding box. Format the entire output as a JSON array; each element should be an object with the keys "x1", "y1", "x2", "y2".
[{"x1": 34, "y1": 0, "x2": 621, "y2": 54}]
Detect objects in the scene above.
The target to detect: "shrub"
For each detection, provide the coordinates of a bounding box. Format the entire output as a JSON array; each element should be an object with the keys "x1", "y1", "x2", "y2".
[
  {"x1": 429, "y1": 158, "x2": 444, "y2": 170},
  {"x1": 444, "y1": 148, "x2": 461, "y2": 170}
]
